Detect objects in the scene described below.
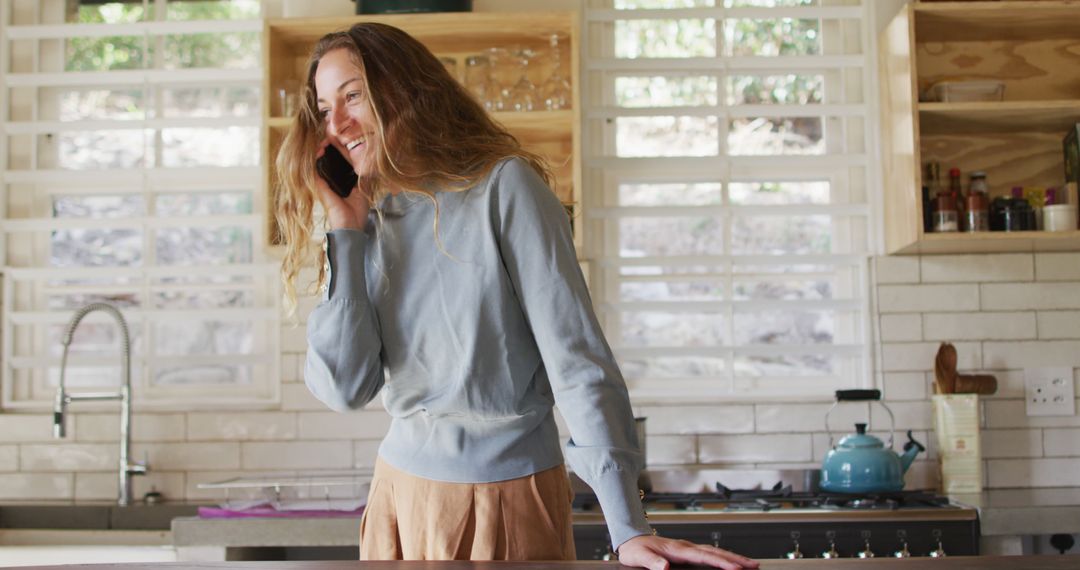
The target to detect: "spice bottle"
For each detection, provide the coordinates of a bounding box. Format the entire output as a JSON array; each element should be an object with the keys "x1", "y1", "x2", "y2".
[
  {"x1": 934, "y1": 192, "x2": 959, "y2": 232},
  {"x1": 948, "y1": 167, "x2": 966, "y2": 231},
  {"x1": 965, "y1": 171, "x2": 989, "y2": 232}
]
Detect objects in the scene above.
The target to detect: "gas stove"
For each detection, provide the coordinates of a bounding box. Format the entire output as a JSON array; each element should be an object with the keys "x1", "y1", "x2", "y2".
[{"x1": 570, "y1": 472, "x2": 979, "y2": 560}]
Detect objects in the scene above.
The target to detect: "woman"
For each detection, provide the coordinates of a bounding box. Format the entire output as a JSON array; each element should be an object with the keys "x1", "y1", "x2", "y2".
[{"x1": 276, "y1": 22, "x2": 757, "y2": 570}]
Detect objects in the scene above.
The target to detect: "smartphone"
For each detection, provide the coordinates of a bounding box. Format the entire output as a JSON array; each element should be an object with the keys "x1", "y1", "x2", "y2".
[{"x1": 316, "y1": 145, "x2": 359, "y2": 198}]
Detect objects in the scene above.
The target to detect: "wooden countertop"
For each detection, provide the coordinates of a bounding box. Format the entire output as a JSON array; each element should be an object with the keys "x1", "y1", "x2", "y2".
[{"x1": 7, "y1": 555, "x2": 1077, "y2": 569}]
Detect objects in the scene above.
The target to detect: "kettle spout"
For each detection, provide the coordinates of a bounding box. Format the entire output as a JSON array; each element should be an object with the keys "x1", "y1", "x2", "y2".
[{"x1": 900, "y1": 430, "x2": 925, "y2": 472}]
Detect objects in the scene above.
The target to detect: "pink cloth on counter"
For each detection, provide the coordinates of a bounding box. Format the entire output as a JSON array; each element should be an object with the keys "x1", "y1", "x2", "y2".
[{"x1": 198, "y1": 506, "x2": 364, "y2": 519}]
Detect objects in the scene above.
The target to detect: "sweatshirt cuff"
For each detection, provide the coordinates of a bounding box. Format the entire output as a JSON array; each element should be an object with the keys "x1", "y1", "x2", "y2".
[
  {"x1": 592, "y1": 466, "x2": 653, "y2": 551},
  {"x1": 325, "y1": 229, "x2": 369, "y2": 301}
]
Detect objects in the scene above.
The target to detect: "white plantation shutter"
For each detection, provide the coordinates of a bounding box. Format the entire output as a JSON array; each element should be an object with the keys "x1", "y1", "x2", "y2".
[
  {"x1": 0, "y1": 0, "x2": 279, "y2": 409},
  {"x1": 582, "y1": 0, "x2": 874, "y2": 400}
]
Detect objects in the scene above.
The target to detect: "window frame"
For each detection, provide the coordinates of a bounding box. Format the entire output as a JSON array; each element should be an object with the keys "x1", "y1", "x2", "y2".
[
  {"x1": 0, "y1": 0, "x2": 279, "y2": 411},
  {"x1": 581, "y1": 0, "x2": 878, "y2": 402}
]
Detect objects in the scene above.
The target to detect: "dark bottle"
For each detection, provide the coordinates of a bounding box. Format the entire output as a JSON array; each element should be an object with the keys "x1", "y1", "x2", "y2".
[{"x1": 948, "y1": 167, "x2": 965, "y2": 231}]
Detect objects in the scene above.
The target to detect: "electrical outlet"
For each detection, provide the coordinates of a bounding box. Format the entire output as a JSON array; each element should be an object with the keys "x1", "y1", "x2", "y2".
[{"x1": 1025, "y1": 367, "x2": 1076, "y2": 417}]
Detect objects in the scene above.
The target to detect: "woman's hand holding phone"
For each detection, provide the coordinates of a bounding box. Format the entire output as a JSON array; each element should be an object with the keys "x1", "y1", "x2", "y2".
[{"x1": 315, "y1": 139, "x2": 369, "y2": 231}]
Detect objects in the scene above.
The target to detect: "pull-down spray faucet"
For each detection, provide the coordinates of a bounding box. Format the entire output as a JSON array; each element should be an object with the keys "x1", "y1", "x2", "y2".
[{"x1": 54, "y1": 302, "x2": 148, "y2": 506}]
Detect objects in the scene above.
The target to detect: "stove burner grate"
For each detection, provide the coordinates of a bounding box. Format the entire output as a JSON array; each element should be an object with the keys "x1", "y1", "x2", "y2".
[{"x1": 572, "y1": 486, "x2": 955, "y2": 513}]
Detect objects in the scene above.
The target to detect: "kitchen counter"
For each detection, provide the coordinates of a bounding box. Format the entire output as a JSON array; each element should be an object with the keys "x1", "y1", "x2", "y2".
[
  {"x1": 4, "y1": 555, "x2": 1078, "y2": 569},
  {"x1": 951, "y1": 492, "x2": 1080, "y2": 536}
]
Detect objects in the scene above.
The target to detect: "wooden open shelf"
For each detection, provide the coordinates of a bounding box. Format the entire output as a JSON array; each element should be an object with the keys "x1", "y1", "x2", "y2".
[
  {"x1": 263, "y1": 12, "x2": 581, "y2": 248},
  {"x1": 913, "y1": 1, "x2": 1080, "y2": 42},
  {"x1": 919, "y1": 101, "x2": 1080, "y2": 136},
  {"x1": 879, "y1": 1, "x2": 1080, "y2": 255}
]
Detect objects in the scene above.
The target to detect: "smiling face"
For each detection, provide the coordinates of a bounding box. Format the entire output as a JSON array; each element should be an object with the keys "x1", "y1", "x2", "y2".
[{"x1": 314, "y1": 48, "x2": 379, "y2": 176}]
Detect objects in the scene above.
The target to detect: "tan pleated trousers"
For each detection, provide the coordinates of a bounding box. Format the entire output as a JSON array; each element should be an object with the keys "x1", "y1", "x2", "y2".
[{"x1": 359, "y1": 457, "x2": 577, "y2": 561}]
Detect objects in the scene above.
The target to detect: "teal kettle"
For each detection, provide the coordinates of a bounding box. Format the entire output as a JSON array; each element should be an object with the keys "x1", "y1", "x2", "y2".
[{"x1": 820, "y1": 389, "x2": 925, "y2": 494}]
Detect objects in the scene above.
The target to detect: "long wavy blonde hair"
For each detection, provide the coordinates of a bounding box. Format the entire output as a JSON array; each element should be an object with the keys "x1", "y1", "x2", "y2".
[{"x1": 275, "y1": 22, "x2": 553, "y2": 317}]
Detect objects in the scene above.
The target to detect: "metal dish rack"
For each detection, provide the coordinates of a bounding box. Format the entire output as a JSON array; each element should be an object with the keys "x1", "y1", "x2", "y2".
[{"x1": 197, "y1": 470, "x2": 374, "y2": 504}]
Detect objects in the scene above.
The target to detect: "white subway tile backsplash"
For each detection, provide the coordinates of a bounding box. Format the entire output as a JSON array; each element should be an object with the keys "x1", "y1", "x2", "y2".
[
  {"x1": 883, "y1": 372, "x2": 929, "y2": 401},
  {"x1": 880, "y1": 314, "x2": 922, "y2": 342},
  {"x1": 186, "y1": 412, "x2": 297, "y2": 441},
  {"x1": 75, "y1": 472, "x2": 121, "y2": 501},
  {"x1": 1043, "y1": 428, "x2": 1080, "y2": 457},
  {"x1": 74, "y1": 414, "x2": 186, "y2": 443},
  {"x1": 0, "y1": 446, "x2": 17, "y2": 471},
  {"x1": 902, "y1": 460, "x2": 939, "y2": 490},
  {"x1": 281, "y1": 324, "x2": 309, "y2": 353},
  {"x1": 645, "y1": 435, "x2": 696, "y2": 466},
  {"x1": 134, "y1": 442, "x2": 241, "y2": 471},
  {"x1": 298, "y1": 411, "x2": 391, "y2": 440},
  {"x1": 0, "y1": 473, "x2": 72, "y2": 500},
  {"x1": 281, "y1": 354, "x2": 300, "y2": 383},
  {"x1": 756, "y1": 402, "x2": 868, "y2": 434},
  {"x1": 0, "y1": 414, "x2": 59, "y2": 443},
  {"x1": 877, "y1": 284, "x2": 980, "y2": 313},
  {"x1": 870, "y1": 401, "x2": 932, "y2": 431},
  {"x1": 982, "y1": 341, "x2": 1080, "y2": 369},
  {"x1": 921, "y1": 254, "x2": 1033, "y2": 283},
  {"x1": 874, "y1": 256, "x2": 920, "y2": 284},
  {"x1": 981, "y1": 283, "x2": 1080, "y2": 311},
  {"x1": 982, "y1": 370, "x2": 1026, "y2": 399},
  {"x1": 1037, "y1": 311, "x2": 1080, "y2": 340},
  {"x1": 298, "y1": 296, "x2": 320, "y2": 324},
  {"x1": 636, "y1": 405, "x2": 754, "y2": 435},
  {"x1": 882, "y1": 342, "x2": 980, "y2": 372},
  {"x1": 242, "y1": 441, "x2": 352, "y2": 470},
  {"x1": 984, "y1": 399, "x2": 1080, "y2": 429},
  {"x1": 923, "y1": 312, "x2": 1037, "y2": 341},
  {"x1": 21, "y1": 443, "x2": 118, "y2": 471},
  {"x1": 354, "y1": 440, "x2": 381, "y2": 469},
  {"x1": 1034, "y1": 253, "x2": 1080, "y2": 281},
  {"x1": 982, "y1": 429, "x2": 1042, "y2": 459},
  {"x1": 281, "y1": 382, "x2": 329, "y2": 412},
  {"x1": 699, "y1": 434, "x2": 812, "y2": 463},
  {"x1": 987, "y1": 458, "x2": 1080, "y2": 488}
]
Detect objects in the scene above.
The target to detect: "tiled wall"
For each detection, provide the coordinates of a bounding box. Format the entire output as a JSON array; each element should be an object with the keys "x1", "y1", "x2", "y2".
[
  {"x1": 873, "y1": 252, "x2": 1080, "y2": 500},
  {"x1": 1, "y1": 252, "x2": 1079, "y2": 502}
]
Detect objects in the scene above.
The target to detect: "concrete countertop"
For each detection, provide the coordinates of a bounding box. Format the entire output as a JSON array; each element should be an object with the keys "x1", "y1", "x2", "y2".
[
  {"x1": 951, "y1": 492, "x2": 1080, "y2": 536},
  {"x1": 171, "y1": 499, "x2": 1080, "y2": 550}
]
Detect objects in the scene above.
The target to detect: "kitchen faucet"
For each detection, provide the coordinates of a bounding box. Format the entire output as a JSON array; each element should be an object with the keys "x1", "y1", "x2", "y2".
[{"x1": 53, "y1": 302, "x2": 148, "y2": 506}]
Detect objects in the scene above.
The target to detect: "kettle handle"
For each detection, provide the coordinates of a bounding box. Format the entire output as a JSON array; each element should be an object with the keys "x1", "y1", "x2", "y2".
[{"x1": 825, "y1": 390, "x2": 896, "y2": 449}]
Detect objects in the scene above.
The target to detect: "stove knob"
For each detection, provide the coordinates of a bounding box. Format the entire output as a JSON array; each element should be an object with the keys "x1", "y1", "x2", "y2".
[
  {"x1": 710, "y1": 531, "x2": 722, "y2": 549},
  {"x1": 929, "y1": 541, "x2": 947, "y2": 558},
  {"x1": 894, "y1": 542, "x2": 911, "y2": 558},
  {"x1": 821, "y1": 541, "x2": 839, "y2": 559},
  {"x1": 786, "y1": 541, "x2": 804, "y2": 559},
  {"x1": 857, "y1": 539, "x2": 875, "y2": 559}
]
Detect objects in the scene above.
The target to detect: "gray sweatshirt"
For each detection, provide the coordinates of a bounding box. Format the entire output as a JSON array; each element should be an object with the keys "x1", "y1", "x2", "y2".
[{"x1": 304, "y1": 157, "x2": 650, "y2": 549}]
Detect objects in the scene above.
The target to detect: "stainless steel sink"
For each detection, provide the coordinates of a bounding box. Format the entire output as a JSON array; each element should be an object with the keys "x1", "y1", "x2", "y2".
[{"x1": 0, "y1": 504, "x2": 200, "y2": 530}]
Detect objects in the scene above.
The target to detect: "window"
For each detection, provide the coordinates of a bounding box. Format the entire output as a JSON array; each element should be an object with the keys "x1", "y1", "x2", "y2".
[
  {"x1": 583, "y1": 0, "x2": 873, "y2": 400},
  {"x1": 1, "y1": 0, "x2": 278, "y2": 408}
]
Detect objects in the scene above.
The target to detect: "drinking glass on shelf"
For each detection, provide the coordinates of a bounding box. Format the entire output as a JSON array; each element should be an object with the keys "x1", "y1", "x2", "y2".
[
  {"x1": 276, "y1": 78, "x2": 299, "y2": 118},
  {"x1": 464, "y1": 55, "x2": 499, "y2": 111},
  {"x1": 507, "y1": 47, "x2": 537, "y2": 112},
  {"x1": 540, "y1": 32, "x2": 571, "y2": 111},
  {"x1": 484, "y1": 47, "x2": 512, "y2": 112}
]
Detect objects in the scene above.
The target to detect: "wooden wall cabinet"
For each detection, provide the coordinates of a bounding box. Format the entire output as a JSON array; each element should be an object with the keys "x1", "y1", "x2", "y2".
[
  {"x1": 263, "y1": 12, "x2": 581, "y2": 249},
  {"x1": 879, "y1": 1, "x2": 1080, "y2": 255}
]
